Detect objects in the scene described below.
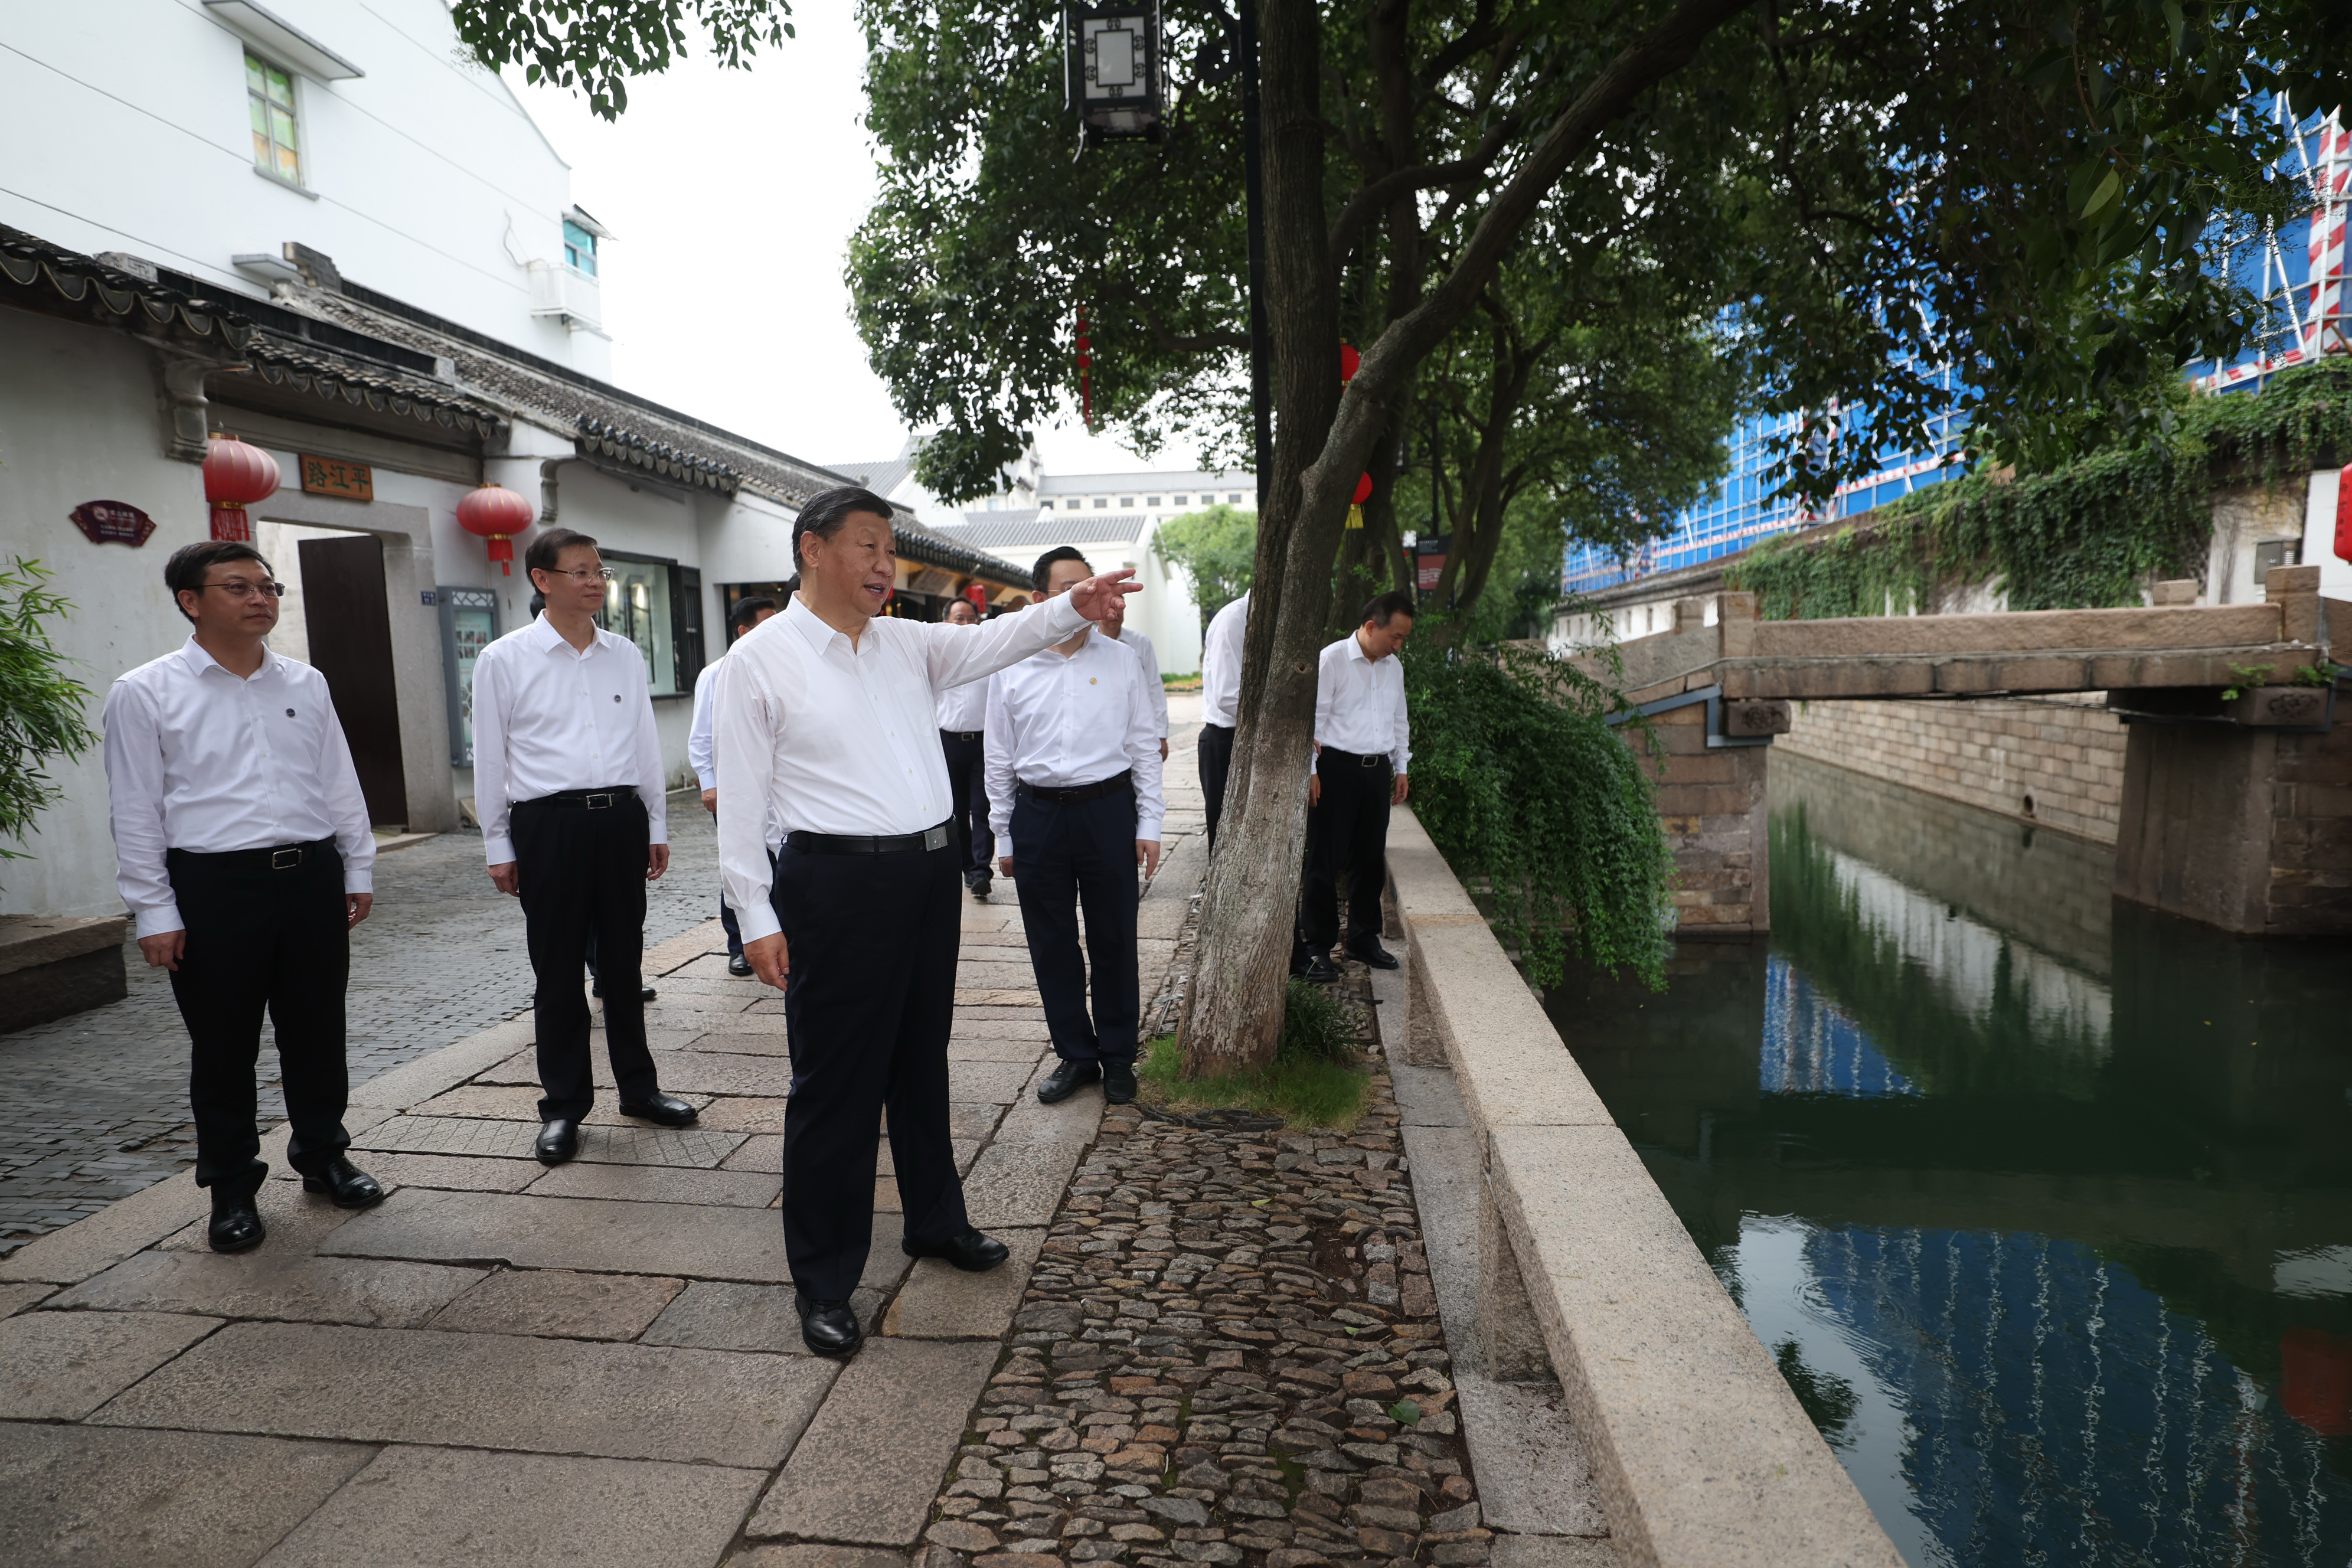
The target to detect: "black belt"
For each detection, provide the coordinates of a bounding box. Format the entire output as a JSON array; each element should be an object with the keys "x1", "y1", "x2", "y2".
[
  {"x1": 1322, "y1": 747, "x2": 1391, "y2": 769},
  {"x1": 940, "y1": 729, "x2": 983, "y2": 742},
  {"x1": 168, "y1": 837, "x2": 334, "y2": 871},
  {"x1": 517, "y1": 788, "x2": 640, "y2": 811},
  {"x1": 1201, "y1": 723, "x2": 1235, "y2": 735},
  {"x1": 1018, "y1": 770, "x2": 1132, "y2": 804},
  {"x1": 788, "y1": 821, "x2": 953, "y2": 855}
]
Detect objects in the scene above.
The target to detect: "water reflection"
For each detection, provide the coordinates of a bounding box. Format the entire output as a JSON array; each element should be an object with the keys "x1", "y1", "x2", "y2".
[{"x1": 1545, "y1": 753, "x2": 2352, "y2": 1567}]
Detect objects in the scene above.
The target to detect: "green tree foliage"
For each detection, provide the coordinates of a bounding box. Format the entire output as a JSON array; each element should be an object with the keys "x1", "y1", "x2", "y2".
[
  {"x1": 1152, "y1": 504, "x2": 1258, "y2": 628},
  {"x1": 1402, "y1": 643, "x2": 1672, "y2": 990},
  {"x1": 0, "y1": 558, "x2": 97, "y2": 879},
  {"x1": 1726, "y1": 359, "x2": 2352, "y2": 619},
  {"x1": 450, "y1": 0, "x2": 793, "y2": 117}
]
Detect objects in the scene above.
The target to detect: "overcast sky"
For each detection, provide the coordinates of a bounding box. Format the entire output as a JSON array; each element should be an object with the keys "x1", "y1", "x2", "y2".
[{"x1": 508, "y1": 14, "x2": 1164, "y2": 482}]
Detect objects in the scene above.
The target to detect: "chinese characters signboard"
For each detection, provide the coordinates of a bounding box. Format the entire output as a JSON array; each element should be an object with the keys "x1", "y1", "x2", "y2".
[
  {"x1": 300, "y1": 455, "x2": 374, "y2": 501},
  {"x1": 1414, "y1": 535, "x2": 1450, "y2": 593},
  {"x1": 70, "y1": 500, "x2": 157, "y2": 547}
]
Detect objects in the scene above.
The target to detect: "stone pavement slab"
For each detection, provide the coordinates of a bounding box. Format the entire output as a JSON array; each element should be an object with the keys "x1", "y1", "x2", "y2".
[
  {"x1": 0, "y1": 1281, "x2": 54, "y2": 1315},
  {"x1": 0, "y1": 1309, "x2": 219, "y2": 1419},
  {"x1": 93, "y1": 1320, "x2": 839, "y2": 1466},
  {"x1": 1452, "y1": 1373, "x2": 1612, "y2": 1536},
  {"x1": 283, "y1": 1151, "x2": 538, "y2": 1193},
  {"x1": 50, "y1": 1250, "x2": 485, "y2": 1329},
  {"x1": 747, "y1": 1337, "x2": 999, "y2": 1546},
  {"x1": 355, "y1": 1115, "x2": 744, "y2": 1167},
  {"x1": 684, "y1": 1030, "x2": 795, "y2": 1057},
  {"x1": 698, "y1": 1096, "x2": 793, "y2": 1133},
  {"x1": 729, "y1": 1546, "x2": 913, "y2": 1568},
  {"x1": 425, "y1": 1268, "x2": 684, "y2": 1340},
  {"x1": 157, "y1": 1181, "x2": 363, "y2": 1255},
  {"x1": 960, "y1": 1137, "x2": 1086, "y2": 1230},
  {"x1": 947, "y1": 1061, "x2": 1035, "y2": 1103},
  {"x1": 322, "y1": 1189, "x2": 792, "y2": 1280},
  {"x1": 406, "y1": 1083, "x2": 720, "y2": 1123},
  {"x1": 0, "y1": 1422, "x2": 375, "y2": 1568},
  {"x1": 0, "y1": 1168, "x2": 208, "y2": 1285},
  {"x1": 1492, "y1": 1535, "x2": 1626, "y2": 1568},
  {"x1": 881, "y1": 1226, "x2": 1044, "y2": 1339},
  {"x1": 346, "y1": 1021, "x2": 534, "y2": 1110},
  {"x1": 253, "y1": 1444, "x2": 766, "y2": 1568},
  {"x1": 949, "y1": 1037, "x2": 1050, "y2": 1061},
  {"x1": 642, "y1": 1279, "x2": 889, "y2": 1353},
  {"x1": 947, "y1": 1018, "x2": 1052, "y2": 1041},
  {"x1": 669, "y1": 1008, "x2": 789, "y2": 1034},
  {"x1": 526, "y1": 1161, "x2": 778, "y2": 1207}
]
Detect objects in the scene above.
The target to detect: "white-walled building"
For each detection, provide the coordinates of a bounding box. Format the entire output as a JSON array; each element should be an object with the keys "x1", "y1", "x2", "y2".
[{"x1": 0, "y1": 0, "x2": 1028, "y2": 922}]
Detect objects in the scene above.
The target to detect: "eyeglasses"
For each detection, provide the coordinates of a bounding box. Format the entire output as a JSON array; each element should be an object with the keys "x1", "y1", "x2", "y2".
[
  {"x1": 197, "y1": 579, "x2": 285, "y2": 600},
  {"x1": 543, "y1": 567, "x2": 616, "y2": 583}
]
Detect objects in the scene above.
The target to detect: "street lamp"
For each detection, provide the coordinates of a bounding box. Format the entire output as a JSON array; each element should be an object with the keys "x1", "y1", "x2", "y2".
[{"x1": 1065, "y1": 2, "x2": 1165, "y2": 147}]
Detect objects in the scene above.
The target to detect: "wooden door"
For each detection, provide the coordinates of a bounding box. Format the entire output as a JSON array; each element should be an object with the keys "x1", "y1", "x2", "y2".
[{"x1": 298, "y1": 533, "x2": 410, "y2": 828}]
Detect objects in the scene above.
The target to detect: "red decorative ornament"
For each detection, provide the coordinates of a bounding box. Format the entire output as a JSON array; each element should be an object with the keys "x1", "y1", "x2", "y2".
[
  {"x1": 1339, "y1": 342, "x2": 1360, "y2": 385},
  {"x1": 1347, "y1": 471, "x2": 1373, "y2": 530},
  {"x1": 457, "y1": 482, "x2": 535, "y2": 576},
  {"x1": 202, "y1": 435, "x2": 279, "y2": 542},
  {"x1": 2336, "y1": 466, "x2": 2350, "y2": 565}
]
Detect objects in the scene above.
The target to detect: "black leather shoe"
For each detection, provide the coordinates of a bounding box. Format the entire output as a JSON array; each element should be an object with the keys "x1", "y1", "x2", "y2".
[
  {"x1": 300, "y1": 1156, "x2": 386, "y2": 1208},
  {"x1": 969, "y1": 874, "x2": 992, "y2": 901},
  {"x1": 208, "y1": 1192, "x2": 265, "y2": 1254},
  {"x1": 1103, "y1": 1061, "x2": 1138, "y2": 1105},
  {"x1": 618, "y1": 1093, "x2": 698, "y2": 1127},
  {"x1": 1036, "y1": 1059, "x2": 1102, "y2": 1104},
  {"x1": 796, "y1": 1292, "x2": 864, "y2": 1355},
  {"x1": 1347, "y1": 939, "x2": 1401, "y2": 971},
  {"x1": 593, "y1": 982, "x2": 659, "y2": 1002},
  {"x1": 905, "y1": 1228, "x2": 1011, "y2": 1272},
  {"x1": 727, "y1": 953, "x2": 754, "y2": 977},
  {"x1": 1303, "y1": 956, "x2": 1341, "y2": 984},
  {"x1": 535, "y1": 1118, "x2": 580, "y2": 1165}
]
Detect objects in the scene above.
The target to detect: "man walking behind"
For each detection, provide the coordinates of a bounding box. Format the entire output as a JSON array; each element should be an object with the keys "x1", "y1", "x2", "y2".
[
  {"x1": 1195, "y1": 589, "x2": 1247, "y2": 848},
  {"x1": 1301, "y1": 591, "x2": 1415, "y2": 984},
  {"x1": 1099, "y1": 585, "x2": 1170, "y2": 762},
  {"x1": 987, "y1": 546, "x2": 1165, "y2": 1108},
  {"x1": 935, "y1": 595, "x2": 997, "y2": 900},
  {"x1": 712, "y1": 489, "x2": 1139, "y2": 1355},
  {"x1": 103, "y1": 540, "x2": 386, "y2": 1252},
  {"x1": 691, "y1": 596, "x2": 778, "y2": 975},
  {"x1": 472, "y1": 527, "x2": 696, "y2": 1167}
]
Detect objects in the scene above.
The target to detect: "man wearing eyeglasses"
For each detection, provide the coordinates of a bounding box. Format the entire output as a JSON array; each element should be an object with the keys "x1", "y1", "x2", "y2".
[
  {"x1": 103, "y1": 540, "x2": 386, "y2": 1253},
  {"x1": 471, "y1": 527, "x2": 693, "y2": 1167}
]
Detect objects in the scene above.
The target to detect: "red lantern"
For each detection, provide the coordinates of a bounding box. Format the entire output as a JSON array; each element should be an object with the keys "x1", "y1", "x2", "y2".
[
  {"x1": 1339, "y1": 343, "x2": 1360, "y2": 385},
  {"x1": 202, "y1": 435, "x2": 278, "y2": 542},
  {"x1": 2335, "y1": 466, "x2": 2349, "y2": 565},
  {"x1": 1347, "y1": 471, "x2": 1373, "y2": 530},
  {"x1": 457, "y1": 482, "x2": 535, "y2": 576}
]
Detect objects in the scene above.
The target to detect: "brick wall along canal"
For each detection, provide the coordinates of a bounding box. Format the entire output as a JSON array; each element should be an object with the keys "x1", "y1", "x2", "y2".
[{"x1": 1546, "y1": 752, "x2": 2352, "y2": 1567}]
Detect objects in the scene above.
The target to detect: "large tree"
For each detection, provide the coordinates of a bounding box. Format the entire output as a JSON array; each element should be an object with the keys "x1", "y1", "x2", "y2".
[{"x1": 456, "y1": 0, "x2": 2351, "y2": 1073}]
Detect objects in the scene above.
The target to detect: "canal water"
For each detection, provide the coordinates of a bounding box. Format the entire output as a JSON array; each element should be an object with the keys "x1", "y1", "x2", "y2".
[{"x1": 1544, "y1": 752, "x2": 2352, "y2": 1567}]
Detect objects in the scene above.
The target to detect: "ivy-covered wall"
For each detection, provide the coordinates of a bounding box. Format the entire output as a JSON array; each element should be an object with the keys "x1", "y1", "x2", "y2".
[{"x1": 1724, "y1": 361, "x2": 2352, "y2": 620}]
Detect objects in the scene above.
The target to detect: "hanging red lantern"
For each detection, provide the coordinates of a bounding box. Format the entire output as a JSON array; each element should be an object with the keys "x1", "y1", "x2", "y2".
[
  {"x1": 2335, "y1": 466, "x2": 2350, "y2": 564},
  {"x1": 457, "y1": 482, "x2": 535, "y2": 576},
  {"x1": 1347, "y1": 471, "x2": 1373, "y2": 530},
  {"x1": 202, "y1": 435, "x2": 279, "y2": 542},
  {"x1": 1339, "y1": 342, "x2": 1360, "y2": 386}
]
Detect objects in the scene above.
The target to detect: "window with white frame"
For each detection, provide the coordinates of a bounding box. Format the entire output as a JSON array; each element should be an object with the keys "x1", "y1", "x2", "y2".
[
  {"x1": 563, "y1": 218, "x2": 599, "y2": 276},
  {"x1": 247, "y1": 52, "x2": 301, "y2": 184}
]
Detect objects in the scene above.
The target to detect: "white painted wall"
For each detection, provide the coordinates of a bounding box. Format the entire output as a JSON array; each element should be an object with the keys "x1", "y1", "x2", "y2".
[{"x1": 1, "y1": 0, "x2": 606, "y2": 373}]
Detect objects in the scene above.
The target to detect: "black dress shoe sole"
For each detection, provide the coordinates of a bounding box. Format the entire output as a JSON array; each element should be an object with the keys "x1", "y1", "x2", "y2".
[{"x1": 301, "y1": 1178, "x2": 386, "y2": 1209}]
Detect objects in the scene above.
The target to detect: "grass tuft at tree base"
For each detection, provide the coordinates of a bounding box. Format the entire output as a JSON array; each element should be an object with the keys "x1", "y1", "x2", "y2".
[{"x1": 1142, "y1": 982, "x2": 1370, "y2": 1129}]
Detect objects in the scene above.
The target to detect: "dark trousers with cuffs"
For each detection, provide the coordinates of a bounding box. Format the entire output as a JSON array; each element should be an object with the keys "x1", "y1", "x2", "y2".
[
  {"x1": 512, "y1": 792, "x2": 658, "y2": 1121},
  {"x1": 1304, "y1": 750, "x2": 1393, "y2": 955},
  {"x1": 940, "y1": 730, "x2": 995, "y2": 877},
  {"x1": 1197, "y1": 723, "x2": 1236, "y2": 850},
  {"x1": 165, "y1": 840, "x2": 352, "y2": 1197},
  {"x1": 775, "y1": 834, "x2": 968, "y2": 1299},
  {"x1": 1011, "y1": 783, "x2": 1141, "y2": 1066}
]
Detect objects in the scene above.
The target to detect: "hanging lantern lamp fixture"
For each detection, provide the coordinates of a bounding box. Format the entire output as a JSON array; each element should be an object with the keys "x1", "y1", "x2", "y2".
[
  {"x1": 202, "y1": 435, "x2": 279, "y2": 543},
  {"x1": 1347, "y1": 471, "x2": 1373, "y2": 530},
  {"x1": 457, "y1": 482, "x2": 535, "y2": 576}
]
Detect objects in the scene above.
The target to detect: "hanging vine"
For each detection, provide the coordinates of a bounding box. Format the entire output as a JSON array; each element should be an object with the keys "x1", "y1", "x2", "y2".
[{"x1": 1725, "y1": 360, "x2": 2352, "y2": 619}]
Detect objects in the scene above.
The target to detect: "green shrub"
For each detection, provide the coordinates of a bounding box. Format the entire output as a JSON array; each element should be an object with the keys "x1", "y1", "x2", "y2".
[{"x1": 0, "y1": 558, "x2": 96, "y2": 884}]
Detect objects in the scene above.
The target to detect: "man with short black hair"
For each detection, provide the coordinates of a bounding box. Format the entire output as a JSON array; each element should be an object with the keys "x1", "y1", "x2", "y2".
[
  {"x1": 1196, "y1": 589, "x2": 1249, "y2": 848},
  {"x1": 104, "y1": 539, "x2": 386, "y2": 1253},
  {"x1": 1301, "y1": 590, "x2": 1415, "y2": 982},
  {"x1": 691, "y1": 596, "x2": 779, "y2": 975},
  {"x1": 935, "y1": 595, "x2": 996, "y2": 899},
  {"x1": 712, "y1": 489, "x2": 1139, "y2": 1355},
  {"x1": 986, "y1": 547, "x2": 1164, "y2": 1108},
  {"x1": 472, "y1": 527, "x2": 693, "y2": 1167}
]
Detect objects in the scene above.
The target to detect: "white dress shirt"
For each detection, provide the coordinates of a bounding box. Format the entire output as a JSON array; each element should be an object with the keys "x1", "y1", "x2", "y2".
[
  {"x1": 469, "y1": 614, "x2": 669, "y2": 864},
  {"x1": 935, "y1": 663, "x2": 991, "y2": 734},
  {"x1": 1110, "y1": 626, "x2": 1168, "y2": 736},
  {"x1": 688, "y1": 661, "x2": 721, "y2": 790},
  {"x1": 102, "y1": 638, "x2": 376, "y2": 939},
  {"x1": 1315, "y1": 632, "x2": 1412, "y2": 773},
  {"x1": 712, "y1": 593, "x2": 1090, "y2": 944},
  {"x1": 1198, "y1": 591, "x2": 1249, "y2": 727},
  {"x1": 984, "y1": 629, "x2": 1167, "y2": 857}
]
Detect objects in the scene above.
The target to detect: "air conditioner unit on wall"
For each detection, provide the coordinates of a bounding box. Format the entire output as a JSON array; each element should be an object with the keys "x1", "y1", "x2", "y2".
[{"x1": 526, "y1": 260, "x2": 602, "y2": 331}]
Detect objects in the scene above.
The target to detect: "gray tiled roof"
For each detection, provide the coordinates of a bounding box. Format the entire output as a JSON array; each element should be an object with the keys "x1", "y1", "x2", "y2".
[
  {"x1": 824, "y1": 455, "x2": 917, "y2": 499},
  {"x1": 945, "y1": 512, "x2": 1154, "y2": 548}
]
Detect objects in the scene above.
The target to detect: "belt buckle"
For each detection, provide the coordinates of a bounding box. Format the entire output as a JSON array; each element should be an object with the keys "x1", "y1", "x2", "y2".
[
  {"x1": 584, "y1": 792, "x2": 613, "y2": 810},
  {"x1": 270, "y1": 847, "x2": 302, "y2": 870},
  {"x1": 923, "y1": 824, "x2": 949, "y2": 852}
]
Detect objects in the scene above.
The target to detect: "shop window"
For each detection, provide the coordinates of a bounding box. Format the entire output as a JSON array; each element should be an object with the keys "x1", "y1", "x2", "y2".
[
  {"x1": 596, "y1": 553, "x2": 703, "y2": 696},
  {"x1": 247, "y1": 52, "x2": 301, "y2": 184},
  {"x1": 439, "y1": 587, "x2": 500, "y2": 766}
]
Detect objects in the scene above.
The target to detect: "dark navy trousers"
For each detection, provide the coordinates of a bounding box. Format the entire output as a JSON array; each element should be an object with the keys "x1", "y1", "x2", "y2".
[{"x1": 1010, "y1": 782, "x2": 1141, "y2": 1066}]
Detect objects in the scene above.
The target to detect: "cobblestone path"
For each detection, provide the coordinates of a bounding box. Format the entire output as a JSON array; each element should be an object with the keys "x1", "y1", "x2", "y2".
[{"x1": 0, "y1": 803, "x2": 726, "y2": 1253}]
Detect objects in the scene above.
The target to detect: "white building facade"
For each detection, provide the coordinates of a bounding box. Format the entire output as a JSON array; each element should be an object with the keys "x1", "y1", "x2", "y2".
[{"x1": 0, "y1": 0, "x2": 1027, "y2": 922}]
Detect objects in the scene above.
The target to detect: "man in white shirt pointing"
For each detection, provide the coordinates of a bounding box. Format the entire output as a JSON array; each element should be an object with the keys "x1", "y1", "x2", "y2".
[
  {"x1": 471, "y1": 528, "x2": 695, "y2": 1168},
  {"x1": 711, "y1": 488, "x2": 1139, "y2": 1356},
  {"x1": 103, "y1": 540, "x2": 386, "y2": 1253},
  {"x1": 986, "y1": 546, "x2": 1165, "y2": 1109},
  {"x1": 1302, "y1": 590, "x2": 1415, "y2": 983}
]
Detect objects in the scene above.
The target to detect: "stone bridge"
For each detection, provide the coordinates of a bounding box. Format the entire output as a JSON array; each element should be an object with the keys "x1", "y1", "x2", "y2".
[{"x1": 1573, "y1": 564, "x2": 2348, "y2": 938}]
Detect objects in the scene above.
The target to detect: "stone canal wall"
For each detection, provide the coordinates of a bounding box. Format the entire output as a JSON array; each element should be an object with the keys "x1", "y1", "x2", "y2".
[
  {"x1": 1775, "y1": 691, "x2": 2128, "y2": 844},
  {"x1": 1384, "y1": 808, "x2": 1903, "y2": 1568}
]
